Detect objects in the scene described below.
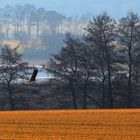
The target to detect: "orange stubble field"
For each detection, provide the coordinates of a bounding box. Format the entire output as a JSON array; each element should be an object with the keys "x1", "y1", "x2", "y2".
[{"x1": 0, "y1": 109, "x2": 139, "y2": 140}]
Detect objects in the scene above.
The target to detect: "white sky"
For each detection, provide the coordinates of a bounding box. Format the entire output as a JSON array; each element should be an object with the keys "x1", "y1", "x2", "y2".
[{"x1": 0, "y1": 0, "x2": 139, "y2": 18}]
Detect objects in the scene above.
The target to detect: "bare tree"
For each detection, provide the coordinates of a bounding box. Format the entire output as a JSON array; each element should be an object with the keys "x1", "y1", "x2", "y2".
[
  {"x1": 0, "y1": 45, "x2": 23, "y2": 110},
  {"x1": 3, "y1": 5, "x2": 13, "y2": 38},
  {"x1": 45, "y1": 11, "x2": 66, "y2": 35},
  {"x1": 118, "y1": 12, "x2": 140, "y2": 108},
  {"x1": 24, "y1": 4, "x2": 36, "y2": 40},
  {"x1": 85, "y1": 13, "x2": 116, "y2": 108},
  {"x1": 34, "y1": 8, "x2": 46, "y2": 40},
  {"x1": 47, "y1": 33, "x2": 79, "y2": 109},
  {"x1": 13, "y1": 5, "x2": 26, "y2": 40}
]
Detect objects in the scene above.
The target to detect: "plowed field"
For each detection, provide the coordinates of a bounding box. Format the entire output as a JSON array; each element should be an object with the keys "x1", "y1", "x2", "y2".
[{"x1": 0, "y1": 109, "x2": 139, "y2": 140}]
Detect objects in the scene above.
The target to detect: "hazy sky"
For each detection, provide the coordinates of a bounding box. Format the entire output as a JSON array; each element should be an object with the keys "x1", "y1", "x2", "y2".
[{"x1": 0, "y1": 0, "x2": 139, "y2": 18}]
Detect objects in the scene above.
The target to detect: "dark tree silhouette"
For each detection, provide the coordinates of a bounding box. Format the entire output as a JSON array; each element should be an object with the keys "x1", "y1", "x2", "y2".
[
  {"x1": 118, "y1": 12, "x2": 140, "y2": 108},
  {"x1": 0, "y1": 45, "x2": 23, "y2": 110}
]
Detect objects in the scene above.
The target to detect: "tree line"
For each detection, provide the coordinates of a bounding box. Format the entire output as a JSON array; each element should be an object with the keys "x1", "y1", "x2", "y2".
[
  {"x1": 47, "y1": 12, "x2": 140, "y2": 109},
  {"x1": 1, "y1": 12, "x2": 140, "y2": 110},
  {"x1": 0, "y1": 4, "x2": 66, "y2": 40}
]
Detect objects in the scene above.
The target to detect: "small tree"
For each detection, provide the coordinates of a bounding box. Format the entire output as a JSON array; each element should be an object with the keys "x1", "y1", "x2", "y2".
[{"x1": 0, "y1": 45, "x2": 23, "y2": 110}]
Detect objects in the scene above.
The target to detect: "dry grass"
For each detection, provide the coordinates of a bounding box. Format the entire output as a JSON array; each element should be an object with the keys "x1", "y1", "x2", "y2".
[
  {"x1": 0, "y1": 109, "x2": 139, "y2": 140},
  {"x1": 0, "y1": 39, "x2": 44, "y2": 48},
  {"x1": 0, "y1": 40, "x2": 21, "y2": 48}
]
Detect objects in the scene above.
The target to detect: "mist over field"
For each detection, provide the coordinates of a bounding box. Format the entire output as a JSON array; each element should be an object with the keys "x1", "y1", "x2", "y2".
[{"x1": 0, "y1": 0, "x2": 139, "y2": 64}]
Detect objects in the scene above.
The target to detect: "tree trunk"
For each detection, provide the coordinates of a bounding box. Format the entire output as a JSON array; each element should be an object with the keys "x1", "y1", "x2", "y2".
[
  {"x1": 101, "y1": 65, "x2": 106, "y2": 108},
  {"x1": 36, "y1": 21, "x2": 40, "y2": 40},
  {"x1": 107, "y1": 63, "x2": 113, "y2": 108},
  {"x1": 127, "y1": 44, "x2": 132, "y2": 108},
  {"x1": 105, "y1": 47, "x2": 113, "y2": 109},
  {"x1": 102, "y1": 78, "x2": 105, "y2": 108},
  {"x1": 83, "y1": 91, "x2": 87, "y2": 109},
  {"x1": 28, "y1": 26, "x2": 31, "y2": 40},
  {"x1": 6, "y1": 29, "x2": 9, "y2": 39},
  {"x1": 7, "y1": 83, "x2": 14, "y2": 110},
  {"x1": 69, "y1": 81, "x2": 77, "y2": 109},
  {"x1": 83, "y1": 78, "x2": 88, "y2": 109},
  {"x1": 28, "y1": 16, "x2": 32, "y2": 40}
]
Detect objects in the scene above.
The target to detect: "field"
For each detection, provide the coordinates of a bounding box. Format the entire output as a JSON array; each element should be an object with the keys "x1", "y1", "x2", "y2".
[{"x1": 0, "y1": 110, "x2": 139, "y2": 140}]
